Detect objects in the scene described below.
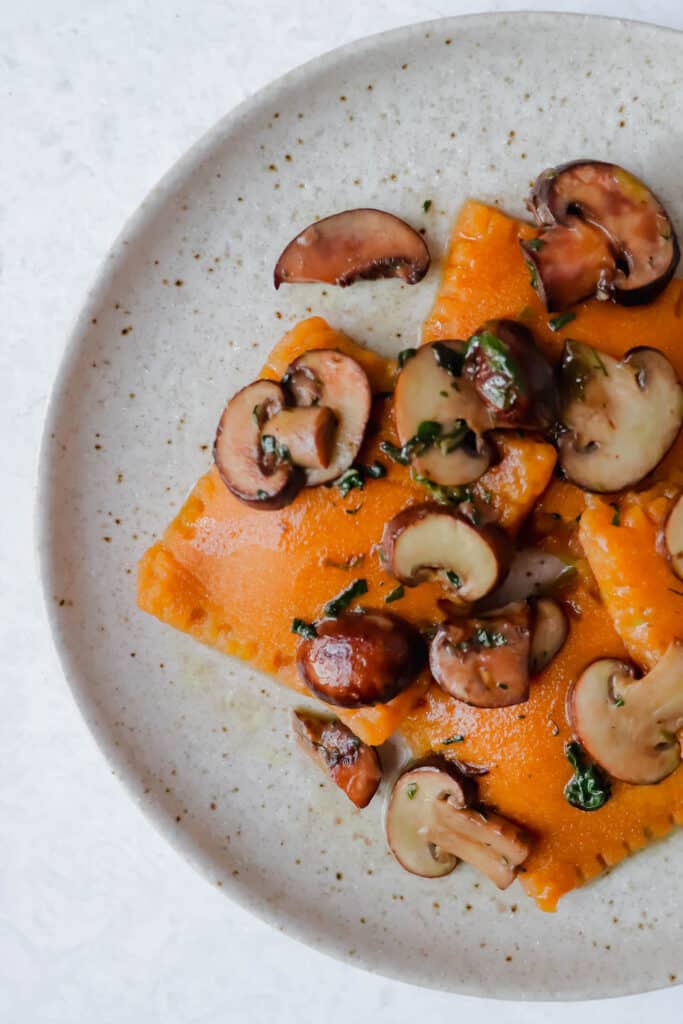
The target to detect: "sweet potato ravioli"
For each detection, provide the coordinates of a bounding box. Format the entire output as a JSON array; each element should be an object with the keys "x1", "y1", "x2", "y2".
[{"x1": 139, "y1": 187, "x2": 683, "y2": 911}]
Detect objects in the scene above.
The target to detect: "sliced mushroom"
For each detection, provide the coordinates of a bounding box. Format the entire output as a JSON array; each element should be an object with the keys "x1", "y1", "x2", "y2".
[
  {"x1": 274, "y1": 208, "x2": 430, "y2": 288},
  {"x1": 521, "y1": 217, "x2": 615, "y2": 311},
  {"x1": 296, "y1": 610, "x2": 426, "y2": 708},
  {"x1": 475, "y1": 547, "x2": 575, "y2": 613},
  {"x1": 529, "y1": 160, "x2": 679, "y2": 306},
  {"x1": 386, "y1": 760, "x2": 530, "y2": 887},
  {"x1": 665, "y1": 493, "x2": 683, "y2": 580},
  {"x1": 292, "y1": 709, "x2": 381, "y2": 808},
  {"x1": 394, "y1": 342, "x2": 492, "y2": 485},
  {"x1": 558, "y1": 341, "x2": 683, "y2": 492},
  {"x1": 569, "y1": 641, "x2": 683, "y2": 785},
  {"x1": 529, "y1": 598, "x2": 568, "y2": 674},
  {"x1": 430, "y1": 604, "x2": 531, "y2": 708},
  {"x1": 381, "y1": 504, "x2": 510, "y2": 602},
  {"x1": 464, "y1": 320, "x2": 557, "y2": 428},
  {"x1": 214, "y1": 379, "x2": 303, "y2": 508},
  {"x1": 283, "y1": 349, "x2": 372, "y2": 485},
  {"x1": 264, "y1": 406, "x2": 337, "y2": 471}
]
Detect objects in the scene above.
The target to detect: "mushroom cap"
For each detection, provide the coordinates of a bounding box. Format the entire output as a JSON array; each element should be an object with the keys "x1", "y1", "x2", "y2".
[
  {"x1": 385, "y1": 760, "x2": 473, "y2": 877},
  {"x1": 296, "y1": 610, "x2": 426, "y2": 708},
  {"x1": 292, "y1": 709, "x2": 381, "y2": 808},
  {"x1": 664, "y1": 492, "x2": 683, "y2": 580},
  {"x1": 569, "y1": 642, "x2": 683, "y2": 785},
  {"x1": 558, "y1": 341, "x2": 683, "y2": 492},
  {"x1": 283, "y1": 348, "x2": 372, "y2": 486},
  {"x1": 274, "y1": 208, "x2": 430, "y2": 288},
  {"x1": 381, "y1": 503, "x2": 509, "y2": 603},
  {"x1": 429, "y1": 605, "x2": 531, "y2": 708},
  {"x1": 214, "y1": 379, "x2": 303, "y2": 508},
  {"x1": 394, "y1": 342, "x2": 492, "y2": 486}
]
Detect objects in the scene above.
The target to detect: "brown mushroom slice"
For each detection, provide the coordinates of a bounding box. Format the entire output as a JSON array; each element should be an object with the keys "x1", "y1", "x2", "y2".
[
  {"x1": 381, "y1": 504, "x2": 509, "y2": 602},
  {"x1": 464, "y1": 319, "x2": 557, "y2": 429},
  {"x1": 386, "y1": 761, "x2": 530, "y2": 887},
  {"x1": 296, "y1": 610, "x2": 426, "y2": 708},
  {"x1": 530, "y1": 160, "x2": 679, "y2": 306},
  {"x1": 274, "y1": 208, "x2": 430, "y2": 288},
  {"x1": 521, "y1": 217, "x2": 616, "y2": 311},
  {"x1": 475, "y1": 547, "x2": 575, "y2": 613},
  {"x1": 430, "y1": 605, "x2": 531, "y2": 708},
  {"x1": 264, "y1": 406, "x2": 337, "y2": 471},
  {"x1": 386, "y1": 761, "x2": 473, "y2": 877},
  {"x1": 569, "y1": 642, "x2": 683, "y2": 785},
  {"x1": 664, "y1": 493, "x2": 683, "y2": 580},
  {"x1": 529, "y1": 598, "x2": 568, "y2": 674},
  {"x1": 292, "y1": 709, "x2": 381, "y2": 808},
  {"x1": 283, "y1": 349, "x2": 372, "y2": 485},
  {"x1": 394, "y1": 342, "x2": 492, "y2": 486},
  {"x1": 558, "y1": 341, "x2": 683, "y2": 492},
  {"x1": 214, "y1": 379, "x2": 303, "y2": 509}
]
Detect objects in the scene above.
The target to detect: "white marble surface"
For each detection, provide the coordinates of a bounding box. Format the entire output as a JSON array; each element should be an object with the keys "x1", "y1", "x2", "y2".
[{"x1": 4, "y1": 1, "x2": 683, "y2": 1020}]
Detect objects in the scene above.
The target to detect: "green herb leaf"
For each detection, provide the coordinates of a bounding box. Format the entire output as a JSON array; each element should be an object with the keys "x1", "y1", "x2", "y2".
[
  {"x1": 397, "y1": 348, "x2": 417, "y2": 369},
  {"x1": 291, "y1": 618, "x2": 317, "y2": 639},
  {"x1": 441, "y1": 735, "x2": 465, "y2": 745},
  {"x1": 423, "y1": 199, "x2": 432, "y2": 213},
  {"x1": 548, "y1": 311, "x2": 577, "y2": 332},
  {"x1": 252, "y1": 403, "x2": 263, "y2": 424},
  {"x1": 610, "y1": 503, "x2": 621, "y2": 527},
  {"x1": 363, "y1": 460, "x2": 387, "y2": 479},
  {"x1": 412, "y1": 473, "x2": 473, "y2": 506},
  {"x1": 456, "y1": 626, "x2": 507, "y2": 653},
  {"x1": 345, "y1": 505, "x2": 362, "y2": 515},
  {"x1": 467, "y1": 329, "x2": 526, "y2": 411},
  {"x1": 406, "y1": 782, "x2": 418, "y2": 799},
  {"x1": 256, "y1": 489, "x2": 268, "y2": 500},
  {"x1": 385, "y1": 585, "x2": 405, "y2": 604},
  {"x1": 432, "y1": 342, "x2": 465, "y2": 377},
  {"x1": 445, "y1": 570, "x2": 461, "y2": 587},
  {"x1": 614, "y1": 696, "x2": 625, "y2": 708},
  {"x1": 525, "y1": 258, "x2": 539, "y2": 293},
  {"x1": 324, "y1": 578, "x2": 368, "y2": 617},
  {"x1": 564, "y1": 741, "x2": 612, "y2": 812},
  {"x1": 336, "y1": 467, "x2": 365, "y2": 498},
  {"x1": 525, "y1": 237, "x2": 545, "y2": 252},
  {"x1": 379, "y1": 440, "x2": 410, "y2": 465}
]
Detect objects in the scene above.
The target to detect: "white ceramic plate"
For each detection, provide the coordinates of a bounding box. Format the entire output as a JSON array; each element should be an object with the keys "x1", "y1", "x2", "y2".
[{"x1": 39, "y1": 13, "x2": 683, "y2": 999}]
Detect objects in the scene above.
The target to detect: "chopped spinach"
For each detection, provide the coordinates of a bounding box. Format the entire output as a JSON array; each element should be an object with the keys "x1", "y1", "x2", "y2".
[
  {"x1": 336, "y1": 466, "x2": 365, "y2": 497},
  {"x1": 385, "y1": 585, "x2": 405, "y2": 604},
  {"x1": 363, "y1": 460, "x2": 387, "y2": 479},
  {"x1": 564, "y1": 741, "x2": 611, "y2": 812},
  {"x1": 291, "y1": 618, "x2": 317, "y2": 640},
  {"x1": 525, "y1": 237, "x2": 545, "y2": 252},
  {"x1": 379, "y1": 440, "x2": 410, "y2": 465},
  {"x1": 433, "y1": 341, "x2": 465, "y2": 377},
  {"x1": 548, "y1": 311, "x2": 577, "y2": 332},
  {"x1": 324, "y1": 578, "x2": 368, "y2": 617},
  {"x1": 413, "y1": 473, "x2": 473, "y2": 506},
  {"x1": 406, "y1": 782, "x2": 418, "y2": 799},
  {"x1": 441, "y1": 734, "x2": 465, "y2": 745},
  {"x1": 445, "y1": 570, "x2": 461, "y2": 587},
  {"x1": 610, "y1": 502, "x2": 621, "y2": 526}
]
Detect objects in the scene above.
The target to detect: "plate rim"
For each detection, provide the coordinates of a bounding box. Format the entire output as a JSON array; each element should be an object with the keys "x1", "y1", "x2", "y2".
[{"x1": 36, "y1": 10, "x2": 683, "y2": 1000}]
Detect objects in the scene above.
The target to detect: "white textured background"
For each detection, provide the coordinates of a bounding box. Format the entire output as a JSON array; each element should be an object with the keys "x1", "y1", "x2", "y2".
[{"x1": 4, "y1": 1, "x2": 683, "y2": 1020}]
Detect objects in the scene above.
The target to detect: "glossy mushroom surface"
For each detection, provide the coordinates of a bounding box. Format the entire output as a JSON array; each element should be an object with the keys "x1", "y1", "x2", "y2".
[
  {"x1": 464, "y1": 320, "x2": 557, "y2": 429},
  {"x1": 569, "y1": 642, "x2": 683, "y2": 785},
  {"x1": 381, "y1": 504, "x2": 510, "y2": 603},
  {"x1": 214, "y1": 379, "x2": 303, "y2": 508},
  {"x1": 558, "y1": 341, "x2": 683, "y2": 492},
  {"x1": 296, "y1": 610, "x2": 426, "y2": 708},
  {"x1": 530, "y1": 160, "x2": 679, "y2": 306},
  {"x1": 292, "y1": 709, "x2": 381, "y2": 808},
  {"x1": 429, "y1": 604, "x2": 531, "y2": 708},
  {"x1": 521, "y1": 217, "x2": 615, "y2": 311},
  {"x1": 475, "y1": 547, "x2": 575, "y2": 613},
  {"x1": 283, "y1": 348, "x2": 372, "y2": 485},
  {"x1": 274, "y1": 208, "x2": 430, "y2": 288}
]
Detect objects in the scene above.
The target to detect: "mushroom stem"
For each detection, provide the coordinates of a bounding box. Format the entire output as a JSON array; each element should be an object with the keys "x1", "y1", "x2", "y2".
[
  {"x1": 422, "y1": 800, "x2": 530, "y2": 890},
  {"x1": 265, "y1": 406, "x2": 337, "y2": 470}
]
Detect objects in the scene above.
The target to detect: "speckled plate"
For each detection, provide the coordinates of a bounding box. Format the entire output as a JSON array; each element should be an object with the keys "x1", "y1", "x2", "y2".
[{"x1": 38, "y1": 12, "x2": 683, "y2": 999}]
